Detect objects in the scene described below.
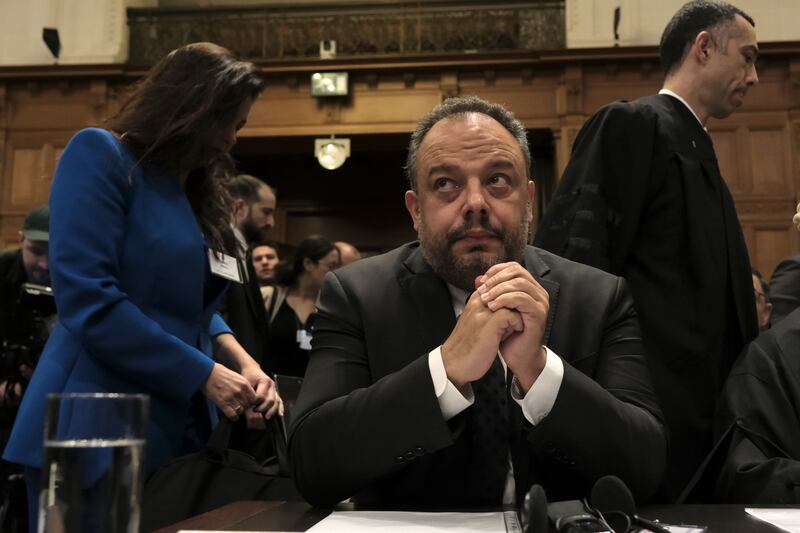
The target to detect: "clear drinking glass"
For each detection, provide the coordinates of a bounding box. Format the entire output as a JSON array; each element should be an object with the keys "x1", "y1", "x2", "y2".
[{"x1": 39, "y1": 393, "x2": 149, "y2": 533}]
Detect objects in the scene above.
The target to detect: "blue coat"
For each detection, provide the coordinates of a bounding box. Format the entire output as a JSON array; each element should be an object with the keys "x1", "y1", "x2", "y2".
[{"x1": 4, "y1": 128, "x2": 230, "y2": 473}]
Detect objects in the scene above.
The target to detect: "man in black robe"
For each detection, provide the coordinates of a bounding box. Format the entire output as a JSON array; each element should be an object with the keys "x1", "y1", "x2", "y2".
[
  {"x1": 534, "y1": 0, "x2": 759, "y2": 500},
  {"x1": 224, "y1": 175, "x2": 278, "y2": 461},
  {"x1": 712, "y1": 308, "x2": 800, "y2": 503},
  {"x1": 769, "y1": 254, "x2": 800, "y2": 326}
]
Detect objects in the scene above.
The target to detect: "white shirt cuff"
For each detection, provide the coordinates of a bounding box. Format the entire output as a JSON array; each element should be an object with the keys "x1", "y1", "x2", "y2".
[
  {"x1": 428, "y1": 346, "x2": 474, "y2": 420},
  {"x1": 511, "y1": 346, "x2": 564, "y2": 425}
]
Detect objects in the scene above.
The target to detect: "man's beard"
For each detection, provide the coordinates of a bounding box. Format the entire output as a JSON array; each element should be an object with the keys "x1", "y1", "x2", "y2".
[
  {"x1": 240, "y1": 214, "x2": 267, "y2": 245},
  {"x1": 418, "y1": 210, "x2": 529, "y2": 291}
]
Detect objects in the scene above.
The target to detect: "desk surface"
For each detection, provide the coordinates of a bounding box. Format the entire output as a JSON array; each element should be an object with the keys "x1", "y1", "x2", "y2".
[{"x1": 154, "y1": 501, "x2": 794, "y2": 532}]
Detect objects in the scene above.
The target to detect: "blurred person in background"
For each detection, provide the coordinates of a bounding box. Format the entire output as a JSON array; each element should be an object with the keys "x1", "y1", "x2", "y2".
[
  {"x1": 334, "y1": 241, "x2": 361, "y2": 267},
  {"x1": 0, "y1": 206, "x2": 55, "y2": 411},
  {"x1": 0, "y1": 206, "x2": 55, "y2": 533},
  {"x1": 224, "y1": 176, "x2": 276, "y2": 369},
  {"x1": 266, "y1": 236, "x2": 340, "y2": 377},
  {"x1": 769, "y1": 225, "x2": 800, "y2": 326},
  {"x1": 252, "y1": 241, "x2": 280, "y2": 286},
  {"x1": 752, "y1": 268, "x2": 772, "y2": 333}
]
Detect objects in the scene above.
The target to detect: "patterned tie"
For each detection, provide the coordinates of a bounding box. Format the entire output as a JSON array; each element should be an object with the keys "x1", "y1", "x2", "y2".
[{"x1": 468, "y1": 353, "x2": 509, "y2": 504}]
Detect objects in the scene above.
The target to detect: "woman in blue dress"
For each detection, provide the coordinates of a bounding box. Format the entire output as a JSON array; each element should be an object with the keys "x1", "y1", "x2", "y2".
[{"x1": 3, "y1": 42, "x2": 281, "y2": 531}]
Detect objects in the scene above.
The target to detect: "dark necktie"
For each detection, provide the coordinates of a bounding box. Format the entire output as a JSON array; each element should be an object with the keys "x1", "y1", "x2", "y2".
[{"x1": 468, "y1": 353, "x2": 509, "y2": 504}]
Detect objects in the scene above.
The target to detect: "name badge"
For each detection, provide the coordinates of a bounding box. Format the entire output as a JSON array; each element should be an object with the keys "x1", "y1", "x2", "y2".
[
  {"x1": 208, "y1": 249, "x2": 243, "y2": 283},
  {"x1": 296, "y1": 329, "x2": 313, "y2": 351}
]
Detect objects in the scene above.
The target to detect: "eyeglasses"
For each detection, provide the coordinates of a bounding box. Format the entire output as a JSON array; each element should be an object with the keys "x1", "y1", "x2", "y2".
[
  {"x1": 754, "y1": 289, "x2": 767, "y2": 302},
  {"x1": 318, "y1": 261, "x2": 340, "y2": 271}
]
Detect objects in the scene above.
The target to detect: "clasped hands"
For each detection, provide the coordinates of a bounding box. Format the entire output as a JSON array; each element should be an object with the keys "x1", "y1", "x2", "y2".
[
  {"x1": 202, "y1": 362, "x2": 284, "y2": 430},
  {"x1": 441, "y1": 261, "x2": 549, "y2": 395}
]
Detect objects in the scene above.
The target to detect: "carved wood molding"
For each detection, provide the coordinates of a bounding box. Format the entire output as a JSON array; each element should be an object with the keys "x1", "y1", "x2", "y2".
[
  {"x1": 734, "y1": 196, "x2": 799, "y2": 217},
  {"x1": 127, "y1": 1, "x2": 565, "y2": 66}
]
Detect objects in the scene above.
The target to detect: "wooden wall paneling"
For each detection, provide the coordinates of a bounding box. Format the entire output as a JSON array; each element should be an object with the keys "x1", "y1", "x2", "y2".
[
  {"x1": 246, "y1": 82, "x2": 442, "y2": 136},
  {"x1": 581, "y1": 61, "x2": 661, "y2": 114},
  {"x1": 709, "y1": 126, "x2": 742, "y2": 193},
  {"x1": 0, "y1": 214, "x2": 23, "y2": 251},
  {"x1": 748, "y1": 123, "x2": 793, "y2": 196},
  {"x1": 0, "y1": 43, "x2": 798, "y2": 269},
  {"x1": 0, "y1": 82, "x2": 9, "y2": 249},
  {"x1": 337, "y1": 89, "x2": 441, "y2": 131},
  {"x1": 553, "y1": 65, "x2": 585, "y2": 177},
  {"x1": 88, "y1": 80, "x2": 109, "y2": 126},
  {"x1": 745, "y1": 221, "x2": 799, "y2": 278},
  {"x1": 2, "y1": 130, "x2": 72, "y2": 214},
  {"x1": 7, "y1": 81, "x2": 98, "y2": 130},
  {"x1": 552, "y1": 123, "x2": 581, "y2": 179},
  {"x1": 581, "y1": 80, "x2": 660, "y2": 113}
]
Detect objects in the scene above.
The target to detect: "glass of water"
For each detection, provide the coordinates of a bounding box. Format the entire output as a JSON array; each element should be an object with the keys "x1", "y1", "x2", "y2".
[{"x1": 39, "y1": 393, "x2": 149, "y2": 533}]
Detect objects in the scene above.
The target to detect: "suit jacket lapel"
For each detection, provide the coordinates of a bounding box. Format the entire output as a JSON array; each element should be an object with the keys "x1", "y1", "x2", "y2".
[
  {"x1": 524, "y1": 247, "x2": 560, "y2": 347},
  {"x1": 243, "y1": 260, "x2": 267, "y2": 322},
  {"x1": 398, "y1": 247, "x2": 457, "y2": 350}
]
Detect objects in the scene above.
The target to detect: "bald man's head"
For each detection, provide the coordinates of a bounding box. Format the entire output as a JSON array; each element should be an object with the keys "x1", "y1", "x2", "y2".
[{"x1": 335, "y1": 241, "x2": 362, "y2": 267}]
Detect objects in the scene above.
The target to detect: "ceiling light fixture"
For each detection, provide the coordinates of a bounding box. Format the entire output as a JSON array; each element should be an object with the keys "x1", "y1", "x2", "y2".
[{"x1": 315, "y1": 137, "x2": 350, "y2": 170}]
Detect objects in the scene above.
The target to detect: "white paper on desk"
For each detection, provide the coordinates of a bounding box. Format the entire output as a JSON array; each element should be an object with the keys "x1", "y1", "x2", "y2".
[
  {"x1": 306, "y1": 511, "x2": 508, "y2": 533},
  {"x1": 745, "y1": 508, "x2": 800, "y2": 533}
]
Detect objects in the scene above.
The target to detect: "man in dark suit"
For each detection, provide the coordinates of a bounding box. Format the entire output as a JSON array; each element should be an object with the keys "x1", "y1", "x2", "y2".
[
  {"x1": 288, "y1": 96, "x2": 666, "y2": 508},
  {"x1": 226, "y1": 174, "x2": 276, "y2": 368},
  {"x1": 225, "y1": 175, "x2": 277, "y2": 458},
  {"x1": 534, "y1": 1, "x2": 759, "y2": 499}
]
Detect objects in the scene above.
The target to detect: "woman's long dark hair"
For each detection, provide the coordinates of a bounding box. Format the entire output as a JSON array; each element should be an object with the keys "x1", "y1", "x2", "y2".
[
  {"x1": 107, "y1": 42, "x2": 265, "y2": 254},
  {"x1": 274, "y1": 235, "x2": 338, "y2": 288}
]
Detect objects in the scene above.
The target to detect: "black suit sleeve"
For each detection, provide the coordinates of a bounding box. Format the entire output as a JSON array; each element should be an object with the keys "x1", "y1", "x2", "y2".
[
  {"x1": 287, "y1": 273, "x2": 456, "y2": 507},
  {"x1": 528, "y1": 277, "x2": 666, "y2": 503}
]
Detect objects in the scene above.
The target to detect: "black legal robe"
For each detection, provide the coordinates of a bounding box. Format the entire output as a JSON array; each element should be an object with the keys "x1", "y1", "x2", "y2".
[
  {"x1": 769, "y1": 254, "x2": 800, "y2": 326},
  {"x1": 712, "y1": 308, "x2": 800, "y2": 503},
  {"x1": 535, "y1": 94, "x2": 758, "y2": 500}
]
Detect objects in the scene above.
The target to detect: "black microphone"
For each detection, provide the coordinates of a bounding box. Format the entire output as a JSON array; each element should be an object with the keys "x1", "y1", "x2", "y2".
[
  {"x1": 547, "y1": 499, "x2": 610, "y2": 533},
  {"x1": 520, "y1": 484, "x2": 548, "y2": 533},
  {"x1": 590, "y1": 475, "x2": 670, "y2": 533}
]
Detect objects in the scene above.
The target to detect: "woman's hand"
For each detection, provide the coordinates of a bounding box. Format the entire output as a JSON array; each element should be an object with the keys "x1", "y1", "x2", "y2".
[
  {"x1": 201, "y1": 362, "x2": 258, "y2": 420},
  {"x1": 211, "y1": 332, "x2": 284, "y2": 423},
  {"x1": 240, "y1": 364, "x2": 284, "y2": 420}
]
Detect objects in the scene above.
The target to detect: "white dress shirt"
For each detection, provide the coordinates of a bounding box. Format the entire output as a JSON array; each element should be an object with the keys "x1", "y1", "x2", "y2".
[{"x1": 658, "y1": 88, "x2": 705, "y2": 129}]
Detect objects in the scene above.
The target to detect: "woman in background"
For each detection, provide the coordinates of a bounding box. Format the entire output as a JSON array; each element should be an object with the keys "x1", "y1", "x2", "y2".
[
  {"x1": 267, "y1": 236, "x2": 340, "y2": 377},
  {"x1": 4, "y1": 42, "x2": 281, "y2": 531}
]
